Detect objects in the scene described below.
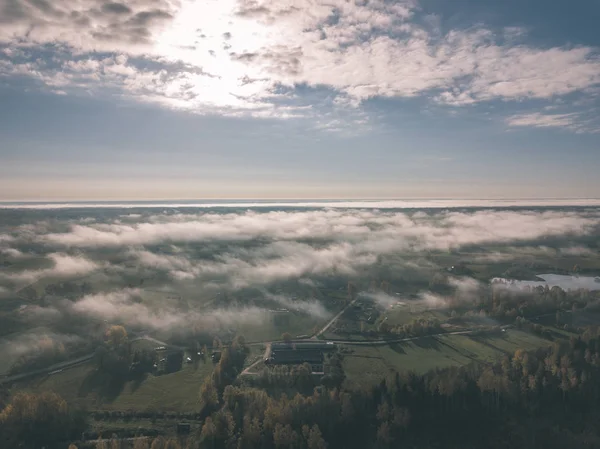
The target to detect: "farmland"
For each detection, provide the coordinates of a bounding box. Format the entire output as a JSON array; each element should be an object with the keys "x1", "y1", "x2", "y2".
[
  {"x1": 342, "y1": 329, "x2": 564, "y2": 388},
  {"x1": 17, "y1": 359, "x2": 214, "y2": 413}
]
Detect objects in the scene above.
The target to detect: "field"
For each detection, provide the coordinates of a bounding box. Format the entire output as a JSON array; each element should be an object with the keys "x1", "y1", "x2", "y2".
[
  {"x1": 17, "y1": 360, "x2": 214, "y2": 413},
  {"x1": 342, "y1": 329, "x2": 560, "y2": 388}
]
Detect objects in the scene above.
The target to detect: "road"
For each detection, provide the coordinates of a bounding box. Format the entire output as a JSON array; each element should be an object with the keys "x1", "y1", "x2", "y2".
[
  {"x1": 312, "y1": 297, "x2": 360, "y2": 339},
  {"x1": 330, "y1": 329, "x2": 476, "y2": 346},
  {"x1": 241, "y1": 343, "x2": 271, "y2": 375},
  {"x1": 240, "y1": 329, "x2": 480, "y2": 375},
  {"x1": 0, "y1": 353, "x2": 94, "y2": 385},
  {"x1": 0, "y1": 335, "x2": 183, "y2": 386}
]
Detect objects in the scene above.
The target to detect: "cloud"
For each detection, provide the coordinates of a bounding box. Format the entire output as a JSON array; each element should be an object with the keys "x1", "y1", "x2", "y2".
[
  {"x1": 130, "y1": 241, "x2": 376, "y2": 288},
  {"x1": 0, "y1": 0, "x2": 599, "y2": 125},
  {"x1": 71, "y1": 288, "x2": 269, "y2": 330},
  {"x1": 2, "y1": 253, "x2": 99, "y2": 283},
  {"x1": 42, "y1": 209, "x2": 600, "y2": 250},
  {"x1": 264, "y1": 293, "x2": 331, "y2": 319},
  {"x1": 418, "y1": 292, "x2": 448, "y2": 309},
  {"x1": 3, "y1": 208, "x2": 599, "y2": 293},
  {"x1": 29, "y1": 208, "x2": 588, "y2": 290},
  {"x1": 360, "y1": 291, "x2": 404, "y2": 309},
  {"x1": 0, "y1": 331, "x2": 84, "y2": 358},
  {"x1": 0, "y1": 247, "x2": 24, "y2": 258},
  {"x1": 506, "y1": 112, "x2": 600, "y2": 133},
  {"x1": 0, "y1": 0, "x2": 178, "y2": 50},
  {"x1": 559, "y1": 246, "x2": 597, "y2": 257}
]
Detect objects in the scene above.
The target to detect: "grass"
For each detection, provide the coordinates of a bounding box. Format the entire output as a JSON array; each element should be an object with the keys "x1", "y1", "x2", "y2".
[
  {"x1": 17, "y1": 360, "x2": 214, "y2": 413},
  {"x1": 236, "y1": 313, "x2": 331, "y2": 343},
  {"x1": 342, "y1": 329, "x2": 560, "y2": 389},
  {"x1": 384, "y1": 308, "x2": 450, "y2": 326}
]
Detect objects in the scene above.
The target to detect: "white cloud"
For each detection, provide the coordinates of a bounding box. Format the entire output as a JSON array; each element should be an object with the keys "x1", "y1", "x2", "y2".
[
  {"x1": 71, "y1": 288, "x2": 269, "y2": 330},
  {"x1": 360, "y1": 291, "x2": 403, "y2": 309},
  {"x1": 0, "y1": 247, "x2": 24, "y2": 258},
  {"x1": 0, "y1": 0, "x2": 599, "y2": 126},
  {"x1": 43, "y1": 209, "x2": 599, "y2": 252},
  {"x1": 2, "y1": 253, "x2": 99, "y2": 283},
  {"x1": 130, "y1": 241, "x2": 376, "y2": 288},
  {"x1": 28, "y1": 208, "x2": 595, "y2": 289},
  {"x1": 506, "y1": 112, "x2": 600, "y2": 133},
  {"x1": 0, "y1": 331, "x2": 84, "y2": 359},
  {"x1": 264, "y1": 293, "x2": 331, "y2": 319}
]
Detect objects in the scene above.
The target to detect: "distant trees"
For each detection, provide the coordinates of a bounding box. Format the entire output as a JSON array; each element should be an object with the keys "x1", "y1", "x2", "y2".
[
  {"x1": 0, "y1": 392, "x2": 86, "y2": 449},
  {"x1": 376, "y1": 318, "x2": 442, "y2": 338}
]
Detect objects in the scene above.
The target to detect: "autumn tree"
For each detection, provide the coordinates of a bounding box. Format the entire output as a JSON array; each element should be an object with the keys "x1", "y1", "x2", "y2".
[
  {"x1": 0, "y1": 391, "x2": 86, "y2": 449},
  {"x1": 133, "y1": 438, "x2": 150, "y2": 449},
  {"x1": 106, "y1": 325, "x2": 128, "y2": 349}
]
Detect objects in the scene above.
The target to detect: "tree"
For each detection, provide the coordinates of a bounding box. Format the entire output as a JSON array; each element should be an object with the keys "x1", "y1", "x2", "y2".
[
  {"x1": 273, "y1": 423, "x2": 300, "y2": 449},
  {"x1": 150, "y1": 436, "x2": 166, "y2": 449},
  {"x1": 106, "y1": 325, "x2": 128, "y2": 349},
  {"x1": 376, "y1": 422, "x2": 392, "y2": 449},
  {"x1": 133, "y1": 438, "x2": 150, "y2": 449},
  {"x1": 200, "y1": 417, "x2": 218, "y2": 448},
  {"x1": 165, "y1": 438, "x2": 182, "y2": 449},
  {"x1": 200, "y1": 376, "x2": 219, "y2": 410},
  {"x1": 305, "y1": 424, "x2": 327, "y2": 449}
]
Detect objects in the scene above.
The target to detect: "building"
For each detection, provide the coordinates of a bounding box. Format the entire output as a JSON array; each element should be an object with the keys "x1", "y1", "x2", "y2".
[{"x1": 264, "y1": 341, "x2": 336, "y2": 374}]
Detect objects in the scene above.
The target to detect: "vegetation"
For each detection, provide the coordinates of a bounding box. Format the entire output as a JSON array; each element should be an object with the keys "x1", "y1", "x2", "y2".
[{"x1": 0, "y1": 391, "x2": 86, "y2": 449}]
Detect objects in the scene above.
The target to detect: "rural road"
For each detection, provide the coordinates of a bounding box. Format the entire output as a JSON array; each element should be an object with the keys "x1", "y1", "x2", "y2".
[
  {"x1": 241, "y1": 343, "x2": 272, "y2": 375},
  {"x1": 0, "y1": 353, "x2": 94, "y2": 385},
  {"x1": 0, "y1": 335, "x2": 180, "y2": 386},
  {"x1": 239, "y1": 330, "x2": 480, "y2": 375},
  {"x1": 311, "y1": 297, "x2": 360, "y2": 339}
]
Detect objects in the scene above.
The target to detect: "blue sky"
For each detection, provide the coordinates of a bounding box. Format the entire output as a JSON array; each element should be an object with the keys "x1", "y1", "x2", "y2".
[{"x1": 0, "y1": 0, "x2": 599, "y2": 200}]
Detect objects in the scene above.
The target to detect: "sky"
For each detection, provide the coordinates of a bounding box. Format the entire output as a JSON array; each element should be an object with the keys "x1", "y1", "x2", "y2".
[{"x1": 0, "y1": 0, "x2": 599, "y2": 201}]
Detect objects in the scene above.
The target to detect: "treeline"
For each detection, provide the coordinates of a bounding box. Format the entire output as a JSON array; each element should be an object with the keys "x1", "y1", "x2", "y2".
[
  {"x1": 444, "y1": 283, "x2": 600, "y2": 322},
  {"x1": 199, "y1": 336, "x2": 250, "y2": 413},
  {"x1": 377, "y1": 317, "x2": 442, "y2": 338}
]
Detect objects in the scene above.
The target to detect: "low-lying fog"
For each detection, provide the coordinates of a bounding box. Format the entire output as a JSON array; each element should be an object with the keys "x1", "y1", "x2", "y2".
[{"x1": 1, "y1": 204, "x2": 599, "y2": 372}]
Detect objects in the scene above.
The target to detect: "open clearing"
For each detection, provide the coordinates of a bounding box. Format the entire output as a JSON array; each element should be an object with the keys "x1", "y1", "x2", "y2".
[
  {"x1": 17, "y1": 360, "x2": 214, "y2": 413},
  {"x1": 342, "y1": 330, "x2": 558, "y2": 388}
]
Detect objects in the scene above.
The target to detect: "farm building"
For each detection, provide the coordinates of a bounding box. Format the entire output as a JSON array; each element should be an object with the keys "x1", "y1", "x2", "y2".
[{"x1": 264, "y1": 341, "x2": 336, "y2": 374}]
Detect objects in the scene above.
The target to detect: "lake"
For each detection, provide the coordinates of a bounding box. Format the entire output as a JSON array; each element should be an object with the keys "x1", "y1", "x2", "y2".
[{"x1": 492, "y1": 274, "x2": 600, "y2": 291}]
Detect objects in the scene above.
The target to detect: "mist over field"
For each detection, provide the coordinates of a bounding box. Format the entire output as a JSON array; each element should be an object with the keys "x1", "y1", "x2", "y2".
[{"x1": 1, "y1": 202, "x2": 600, "y2": 370}]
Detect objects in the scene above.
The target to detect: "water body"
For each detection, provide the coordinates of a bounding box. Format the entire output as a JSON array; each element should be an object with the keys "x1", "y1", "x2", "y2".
[{"x1": 492, "y1": 274, "x2": 600, "y2": 291}]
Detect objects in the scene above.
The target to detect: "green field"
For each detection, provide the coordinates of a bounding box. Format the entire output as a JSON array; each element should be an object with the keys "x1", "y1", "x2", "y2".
[
  {"x1": 235, "y1": 313, "x2": 329, "y2": 343},
  {"x1": 384, "y1": 307, "x2": 450, "y2": 326},
  {"x1": 342, "y1": 329, "x2": 558, "y2": 388},
  {"x1": 17, "y1": 360, "x2": 214, "y2": 412}
]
